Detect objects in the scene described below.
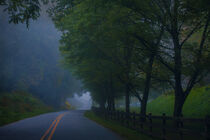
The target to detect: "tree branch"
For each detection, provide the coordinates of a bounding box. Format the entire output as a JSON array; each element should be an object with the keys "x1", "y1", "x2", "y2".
[
  {"x1": 180, "y1": 20, "x2": 203, "y2": 47},
  {"x1": 184, "y1": 13, "x2": 210, "y2": 96}
]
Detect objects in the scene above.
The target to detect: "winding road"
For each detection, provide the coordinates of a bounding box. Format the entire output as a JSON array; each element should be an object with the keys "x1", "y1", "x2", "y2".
[{"x1": 0, "y1": 110, "x2": 121, "y2": 140}]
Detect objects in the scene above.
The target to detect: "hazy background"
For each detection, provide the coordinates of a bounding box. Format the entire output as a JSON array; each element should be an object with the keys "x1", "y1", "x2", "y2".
[{"x1": 0, "y1": 7, "x2": 92, "y2": 109}]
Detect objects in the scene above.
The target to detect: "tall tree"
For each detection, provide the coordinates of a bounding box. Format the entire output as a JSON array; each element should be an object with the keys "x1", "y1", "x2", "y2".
[{"x1": 122, "y1": 0, "x2": 210, "y2": 117}]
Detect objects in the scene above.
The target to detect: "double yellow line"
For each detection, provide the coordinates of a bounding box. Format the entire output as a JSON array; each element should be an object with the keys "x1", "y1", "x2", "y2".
[{"x1": 40, "y1": 112, "x2": 67, "y2": 140}]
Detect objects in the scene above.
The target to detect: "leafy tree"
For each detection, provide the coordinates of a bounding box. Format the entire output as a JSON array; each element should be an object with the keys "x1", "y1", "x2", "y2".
[
  {"x1": 0, "y1": 0, "x2": 42, "y2": 27},
  {"x1": 51, "y1": 0, "x2": 170, "y2": 116},
  {"x1": 4, "y1": 0, "x2": 209, "y2": 117},
  {"x1": 122, "y1": 0, "x2": 210, "y2": 117}
]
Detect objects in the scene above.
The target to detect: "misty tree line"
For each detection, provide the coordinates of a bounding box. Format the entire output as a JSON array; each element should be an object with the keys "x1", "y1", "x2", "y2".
[
  {"x1": 0, "y1": 4, "x2": 83, "y2": 108},
  {"x1": 1, "y1": 0, "x2": 209, "y2": 117}
]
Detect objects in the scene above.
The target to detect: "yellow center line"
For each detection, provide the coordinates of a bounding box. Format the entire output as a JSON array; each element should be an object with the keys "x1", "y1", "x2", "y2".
[
  {"x1": 40, "y1": 119, "x2": 57, "y2": 140},
  {"x1": 40, "y1": 112, "x2": 67, "y2": 140}
]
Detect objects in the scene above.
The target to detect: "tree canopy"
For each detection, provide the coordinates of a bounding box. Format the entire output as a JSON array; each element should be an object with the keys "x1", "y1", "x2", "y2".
[{"x1": 1, "y1": 0, "x2": 209, "y2": 116}]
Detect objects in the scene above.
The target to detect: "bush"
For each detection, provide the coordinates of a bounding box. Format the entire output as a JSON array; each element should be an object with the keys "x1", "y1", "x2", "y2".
[{"x1": 0, "y1": 91, "x2": 53, "y2": 126}]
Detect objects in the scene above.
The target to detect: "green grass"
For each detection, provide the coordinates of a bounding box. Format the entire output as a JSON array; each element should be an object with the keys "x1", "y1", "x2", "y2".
[
  {"x1": 0, "y1": 91, "x2": 54, "y2": 126},
  {"x1": 146, "y1": 85, "x2": 210, "y2": 118},
  {"x1": 85, "y1": 85, "x2": 210, "y2": 140},
  {"x1": 84, "y1": 111, "x2": 154, "y2": 140},
  {"x1": 118, "y1": 85, "x2": 210, "y2": 118}
]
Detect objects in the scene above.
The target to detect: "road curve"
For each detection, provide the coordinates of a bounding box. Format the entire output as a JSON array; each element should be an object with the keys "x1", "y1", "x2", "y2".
[{"x1": 0, "y1": 110, "x2": 122, "y2": 140}]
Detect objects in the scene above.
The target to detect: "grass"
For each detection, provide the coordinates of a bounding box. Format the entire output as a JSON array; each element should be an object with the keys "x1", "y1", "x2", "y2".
[
  {"x1": 146, "y1": 85, "x2": 210, "y2": 118},
  {"x1": 85, "y1": 85, "x2": 210, "y2": 140},
  {"x1": 0, "y1": 91, "x2": 54, "y2": 126},
  {"x1": 85, "y1": 110, "x2": 206, "y2": 140},
  {"x1": 118, "y1": 85, "x2": 210, "y2": 118},
  {"x1": 84, "y1": 111, "x2": 154, "y2": 140}
]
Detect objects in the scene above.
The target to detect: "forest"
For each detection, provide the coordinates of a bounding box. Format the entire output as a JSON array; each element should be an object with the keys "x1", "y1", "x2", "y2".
[
  {"x1": 0, "y1": 0, "x2": 210, "y2": 140},
  {"x1": 49, "y1": 0, "x2": 210, "y2": 118},
  {"x1": 1, "y1": 0, "x2": 210, "y2": 117}
]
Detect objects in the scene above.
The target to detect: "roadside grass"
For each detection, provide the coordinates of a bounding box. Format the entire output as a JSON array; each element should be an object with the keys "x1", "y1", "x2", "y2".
[
  {"x1": 147, "y1": 85, "x2": 210, "y2": 118},
  {"x1": 0, "y1": 91, "x2": 54, "y2": 126},
  {"x1": 84, "y1": 111, "x2": 154, "y2": 140},
  {"x1": 86, "y1": 85, "x2": 210, "y2": 140},
  {"x1": 85, "y1": 110, "x2": 205, "y2": 140},
  {"x1": 118, "y1": 85, "x2": 210, "y2": 118}
]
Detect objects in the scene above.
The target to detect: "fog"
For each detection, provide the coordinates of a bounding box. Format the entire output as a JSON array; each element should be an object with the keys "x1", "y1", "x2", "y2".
[
  {"x1": 0, "y1": 7, "x2": 92, "y2": 109},
  {"x1": 67, "y1": 92, "x2": 92, "y2": 110}
]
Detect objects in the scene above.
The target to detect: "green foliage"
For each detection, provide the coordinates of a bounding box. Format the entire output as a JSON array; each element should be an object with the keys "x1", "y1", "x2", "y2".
[
  {"x1": 64, "y1": 101, "x2": 76, "y2": 110},
  {"x1": 146, "y1": 85, "x2": 210, "y2": 118},
  {"x1": 1, "y1": 0, "x2": 41, "y2": 27},
  {"x1": 0, "y1": 91, "x2": 53, "y2": 126},
  {"x1": 2, "y1": 0, "x2": 209, "y2": 117},
  {"x1": 146, "y1": 94, "x2": 175, "y2": 116},
  {"x1": 50, "y1": 0, "x2": 209, "y2": 116},
  {"x1": 50, "y1": 0, "x2": 129, "y2": 105}
]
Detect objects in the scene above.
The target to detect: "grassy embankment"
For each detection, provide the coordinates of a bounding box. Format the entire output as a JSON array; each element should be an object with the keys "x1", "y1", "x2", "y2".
[
  {"x1": 84, "y1": 111, "x2": 154, "y2": 140},
  {"x1": 133, "y1": 85, "x2": 210, "y2": 118},
  {"x1": 85, "y1": 85, "x2": 210, "y2": 140},
  {"x1": 0, "y1": 91, "x2": 53, "y2": 126}
]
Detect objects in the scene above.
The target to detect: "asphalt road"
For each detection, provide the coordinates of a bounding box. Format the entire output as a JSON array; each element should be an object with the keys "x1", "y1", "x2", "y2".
[{"x1": 0, "y1": 110, "x2": 121, "y2": 140}]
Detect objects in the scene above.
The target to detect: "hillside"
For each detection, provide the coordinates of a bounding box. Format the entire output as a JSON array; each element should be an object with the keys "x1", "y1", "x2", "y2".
[
  {"x1": 146, "y1": 85, "x2": 210, "y2": 118},
  {"x1": 0, "y1": 91, "x2": 53, "y2": 126}
]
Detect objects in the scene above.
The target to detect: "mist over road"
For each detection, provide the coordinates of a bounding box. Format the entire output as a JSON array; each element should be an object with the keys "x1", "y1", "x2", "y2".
[{"x1": 0, "y1": 110, "x2": 121, "y2": 140}]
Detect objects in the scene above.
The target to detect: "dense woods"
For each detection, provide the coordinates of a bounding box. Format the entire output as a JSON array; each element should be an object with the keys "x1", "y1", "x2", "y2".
[{"x1": 1, "y1": 0, "x2": 210, "y2": 117}]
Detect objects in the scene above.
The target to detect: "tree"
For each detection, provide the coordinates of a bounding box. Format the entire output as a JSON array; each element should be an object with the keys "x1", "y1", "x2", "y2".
[
  {"x1": 122, "y1": 0, "x2": 210, "y2": 117},
  {"x1": 52, "y1": 0, "x2": 126, "y2": 110},
  {"x1": 26, "y1": 0, "x2": 209, "y2": 118},
  {"x1": 0, "y1": 0, "x2": 42, "y2": 27},
  {"x1": 51, "y1": 0, "x2": 169, "y2": 117}
]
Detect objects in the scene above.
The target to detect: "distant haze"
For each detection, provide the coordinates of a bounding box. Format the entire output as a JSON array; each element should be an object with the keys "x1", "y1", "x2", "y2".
[
  {"x1": 0, "y1": 7, "x2": 89, "y2": 108},
  {"x1": 67, "y1": 92, "x2": 92, "y2": 110}
]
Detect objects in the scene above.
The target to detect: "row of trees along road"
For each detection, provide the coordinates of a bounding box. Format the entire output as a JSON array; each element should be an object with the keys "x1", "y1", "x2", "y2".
[{"x1": 1, "y1": 0, "x2": 209, "y2": 117}]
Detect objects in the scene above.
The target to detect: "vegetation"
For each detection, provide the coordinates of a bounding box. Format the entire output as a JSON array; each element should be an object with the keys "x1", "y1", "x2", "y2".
[
  {"x1": 0, "y1": 0, "x2": 41, "y2": 27},
  {"x1": 0, "y1": 1, "x2": 209, "y2": 139},
  {"x1": 84, "y1": 111, "x2": 154, "y2": 140},
  {"x1": 0, "y1": 91, "x2": 53, "y2": 126},
  {"x1": 49, "y1": 0, "x2": 209, "y2": 118},
  {"x1": 117, "y1": 85, "x2": 210, "y2": 118},
  {"x1": 0, "y1": 10, "x2": 83, "y2": 108},
  {"x1": 147, "y1": 85, "x2": 210, "y2": 118},
  {"x1": 1, "y1": 0, "x2": 210, "y2": 122},
  {"x1": 65, "y1": 101, "x2": 76, "y2": 110}
]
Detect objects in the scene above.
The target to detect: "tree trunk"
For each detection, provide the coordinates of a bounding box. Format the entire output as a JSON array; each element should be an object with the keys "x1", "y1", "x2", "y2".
[
  {"x1": 173, "y1": 94, "x2": 185, "y2": 117},
  {"x1": 107, "y1": 96, "x2": 115, "y2": 111},
  {"x1": 110, "y1": 96, "x2": 115, "y2": 111},
  {"x1": 173, "y1": 12, "x2": 210, "y2": 117},
  {"x1": 125, "y1": 84, "x2": 130, "y2": 118},
  {"x1": 107, "y1": 97, "x2": 111, "y2": 111},
  {"x1": 173, "y1": 78, "x2": 185, "y2": 117},
  {"x1": 109, "y1": 72, "x2": 115, "y2": 111},
  {"x1": 99, "y1": 101, "x2": 105, "y2": 110},
  {"x1": 173, "y1": 91, "x2": 186, "y2": 127},
  {"x1": 173, "y1": 31, "x2": 184, "y2": 117},
  {"x1": 140, "y1": 53, "x2": 155, "y2": 116},
  {"x1": 170, "y1": 0, "x2": 186, "y2": 118}
]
